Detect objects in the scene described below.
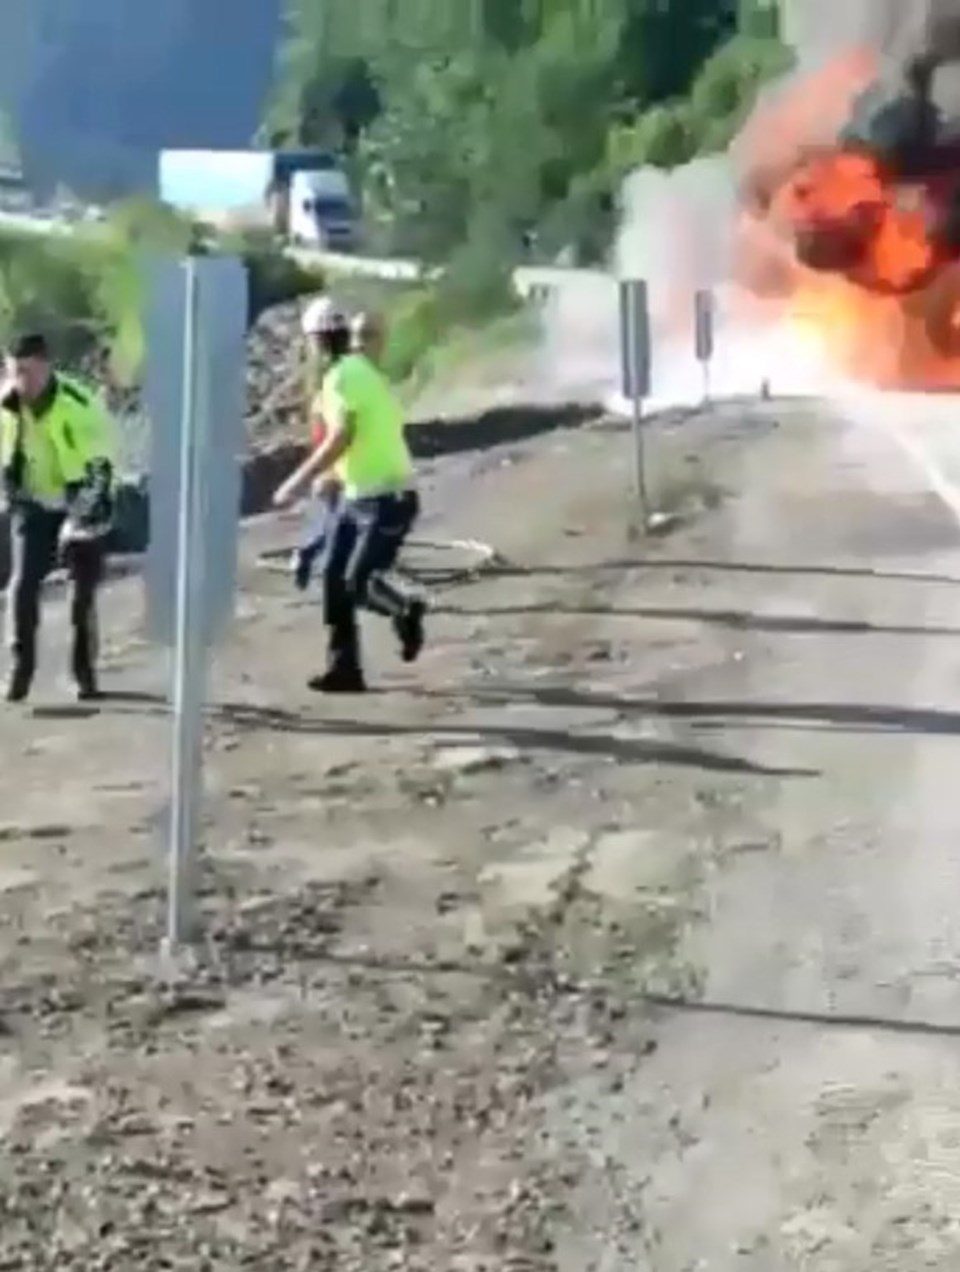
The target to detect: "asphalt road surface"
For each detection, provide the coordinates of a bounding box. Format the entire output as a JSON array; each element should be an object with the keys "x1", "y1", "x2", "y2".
[{"x1": 1, "y1": 396, "x2": 960, "y2": 1269}]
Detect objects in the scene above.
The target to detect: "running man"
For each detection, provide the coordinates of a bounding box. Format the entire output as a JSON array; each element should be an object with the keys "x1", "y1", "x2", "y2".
[
  {"x1": 293, "y1": 303, "x2": 389, "y2": 590},
  {"x1": 273, "y1": 304, "x2": 425, "y2": 692}
]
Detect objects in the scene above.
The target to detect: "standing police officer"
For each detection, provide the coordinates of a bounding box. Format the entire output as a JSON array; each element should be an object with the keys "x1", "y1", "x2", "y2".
[{"x1": 0, "y1": 333, "x2": 116, "y2": 702}]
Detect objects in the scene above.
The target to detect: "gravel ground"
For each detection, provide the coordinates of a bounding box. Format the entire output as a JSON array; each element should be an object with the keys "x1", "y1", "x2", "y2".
[{"x1": 2, "y1": 396, "x2": 960, "y2": 1268}]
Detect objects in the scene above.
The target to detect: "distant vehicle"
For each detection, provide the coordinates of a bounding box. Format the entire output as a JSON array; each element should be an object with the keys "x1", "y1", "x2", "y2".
[
  {"x1": 281, "y1": 167, "x2": 357, "y2": 251},
  {"x1": 159, "y1": 148, "x2": 358, "y2": 251},
  {"x1": 0, "y1": 164, "x2": 31, "y2": 213}
]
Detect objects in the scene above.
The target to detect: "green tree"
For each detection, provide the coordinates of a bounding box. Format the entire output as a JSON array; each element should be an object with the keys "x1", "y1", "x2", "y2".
[
  {"x1": 738, "y1": 0, "x2": 780, "y2": 38},
  {"x1": 613, "y1": 0, "x2": 739, "y2": 106},
  {"x1": 358, "y1": 52, "x2": 498, "y2": 258}
]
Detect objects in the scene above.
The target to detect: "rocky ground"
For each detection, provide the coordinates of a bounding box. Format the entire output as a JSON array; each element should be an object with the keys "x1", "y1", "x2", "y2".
[
  {"x1": 2, "y1": 395, "x2": 960, "y2": 1268},
  {"x1": 88, "y1": 299, "x2": 314, "y2": 470}
]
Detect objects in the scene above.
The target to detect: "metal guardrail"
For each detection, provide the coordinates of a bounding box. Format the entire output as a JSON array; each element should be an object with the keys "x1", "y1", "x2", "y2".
[
  {"x1": 0, "y1": 207, "x2": 606, "y2": 295},
  {"x1": 291, "y1": 245, "x2": 608, "y2": 296},
  {"x1": 0, "y1": 208, "x2": 73, "y2": 236}
]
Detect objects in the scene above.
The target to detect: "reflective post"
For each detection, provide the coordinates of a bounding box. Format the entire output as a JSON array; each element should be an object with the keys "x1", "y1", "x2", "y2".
[
  {"x1": 166, "y1": 256, "x2": 205, "y2": 950},
  {"x1": 144, "y1": 250, "x2": 247, "y2": 959},
  {"x1": 618, "y1": 278, "x2": 651, "y2": 521},
  {"x1": 694, "y1": 288, "x2": 715, "y2": 406}
]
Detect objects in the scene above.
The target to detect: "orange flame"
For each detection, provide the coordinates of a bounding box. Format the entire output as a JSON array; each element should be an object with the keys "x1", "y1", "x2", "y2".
[{"x1": 735, "y1": 49, "x2": 960, "y2": 389}]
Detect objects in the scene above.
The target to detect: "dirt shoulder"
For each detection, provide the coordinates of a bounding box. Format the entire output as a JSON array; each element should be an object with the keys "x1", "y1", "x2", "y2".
[{"x1": 1, "y1": 397, "x2": 959, "y2": 1269}]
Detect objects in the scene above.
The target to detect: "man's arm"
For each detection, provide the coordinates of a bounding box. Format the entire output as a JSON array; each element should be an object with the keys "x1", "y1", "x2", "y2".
[
  {"x1": 0, "y1": 388, "x2": 26, "y2": 504},
  {"x1": 275, "y1": 370, "x2": 357, "y2": 507},
  {"x1": 273, "y1": 413, "x2": 355, "y2": 507}
]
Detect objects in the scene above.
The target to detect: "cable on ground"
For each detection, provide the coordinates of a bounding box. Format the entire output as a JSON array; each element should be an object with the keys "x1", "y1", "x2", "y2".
[{"x1": 256, "y1": 534, "x2": 505, "y2": 589}]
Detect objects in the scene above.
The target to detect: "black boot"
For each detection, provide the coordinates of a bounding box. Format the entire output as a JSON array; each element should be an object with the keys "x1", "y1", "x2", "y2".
[
  {"x1": 307, "y1": 667, "x2": 367, "y2": 694},
  {"x1": 395, "y1": 598, "x2": 426, "y2": 663},
  {"x1": 5, "y1": 664, "x2": 32, "y2": 703},
  {"x1": 72, "y1": 646, "x2": 100, "y2": 701},
  {"x1": 75, "y1": 671, "x2": 101, "y2": 702},
  {"x1": 310, "y1": 614, "x2": 366, "y2": 692}
]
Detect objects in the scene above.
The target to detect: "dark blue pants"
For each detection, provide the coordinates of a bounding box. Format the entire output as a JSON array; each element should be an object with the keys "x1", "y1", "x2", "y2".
[{"x1": 323, "y1": 490, "x2": 420, "y2": 676}]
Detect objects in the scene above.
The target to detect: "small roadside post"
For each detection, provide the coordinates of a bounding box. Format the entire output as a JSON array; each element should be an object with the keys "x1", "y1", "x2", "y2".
[
  {"x1": 694, "y1": 288, "x2": 714, "y2": 404},
  {"x1": 143, "y1": 253, "x2": 248, "y2": 955},
  {"x1": 618, "y1": 277, "x2": 651, "y2": 526}
]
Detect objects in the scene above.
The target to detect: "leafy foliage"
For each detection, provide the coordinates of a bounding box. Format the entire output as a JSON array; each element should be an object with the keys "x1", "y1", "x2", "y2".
[
  {"x1": 265, "y1": 0, "x2": 790, "y2": 271},
  {"x1": 0, "y1": 205, "x2": 326, "y2": 384}
]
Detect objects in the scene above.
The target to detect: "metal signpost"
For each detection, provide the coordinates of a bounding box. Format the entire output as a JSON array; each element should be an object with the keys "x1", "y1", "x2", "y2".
[
  {"x1": 694, "y1": 288, "x2": 714, "y2": 404},
  {"x1": 143, "y1": 254, "x2": 248, "y2": 953},
  {"x1": 618, "y1": 278, "x2": 651, "y2": 523}
]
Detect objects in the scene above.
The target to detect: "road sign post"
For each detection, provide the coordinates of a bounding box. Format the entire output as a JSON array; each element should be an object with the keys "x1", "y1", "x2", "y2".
[
  {"x1": 694, "y1": 288, "x2": 714, "y2": 404},
  {"x1": 143, "y1": 254, "x2": 248, "y2": 953},
  {"x1": 618, "y1": 278, "x2": 651, "y2": 522},
  {"x1": 168, "y1": 257, "x2": 204, "y2": 953}
]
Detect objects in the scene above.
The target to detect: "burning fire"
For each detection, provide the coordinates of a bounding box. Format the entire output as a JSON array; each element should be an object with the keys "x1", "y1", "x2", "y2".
[{"x1": 735, "y1": 49, "x2": 960, "y2": 389}]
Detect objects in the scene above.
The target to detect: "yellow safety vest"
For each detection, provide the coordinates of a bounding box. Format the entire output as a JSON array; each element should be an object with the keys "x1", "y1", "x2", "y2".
[{"x1": 0, "y1": 374, "x2": 115, "y2": 508}]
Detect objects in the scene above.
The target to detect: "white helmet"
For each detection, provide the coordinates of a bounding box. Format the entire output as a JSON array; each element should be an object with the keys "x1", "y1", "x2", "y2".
[{"x1": 301, "y1": 295, "x2": 348, "y2": 336}]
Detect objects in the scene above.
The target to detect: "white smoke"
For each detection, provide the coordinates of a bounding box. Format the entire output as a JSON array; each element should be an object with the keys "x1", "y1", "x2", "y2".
[
  {"x1": 540, "y1": 0, "x2": 960, "y2": 411},
  {"x1": 783, "y1": 0, "x2": 960, "y2": 74},
  {"x1": 781, "y1": 0, "x2": 901, "y2": 69}
]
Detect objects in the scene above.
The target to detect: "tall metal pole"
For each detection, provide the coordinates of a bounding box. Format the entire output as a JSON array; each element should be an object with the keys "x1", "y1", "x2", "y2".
[
  {"x1": 695, "y1": 288, "x2": 714, "y2": 408},
  {"x1": 166, "y1": 257, "x2": 205, "y2": 951},
  {"x1": 626, "y1": 287, "x2": 649, "y2": 522},
  {"x1": 631, "y1": 390, "x2": 648, "y2": 521}
]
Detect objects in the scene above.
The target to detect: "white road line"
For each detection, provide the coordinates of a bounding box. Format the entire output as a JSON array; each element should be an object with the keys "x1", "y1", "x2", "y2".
[{"x1": 859, "y1": 405, "x2": 960, "y2": 531}]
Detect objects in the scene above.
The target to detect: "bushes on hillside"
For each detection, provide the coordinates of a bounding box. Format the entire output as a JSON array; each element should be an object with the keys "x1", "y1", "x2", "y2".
[
  {"x1": 380, "y1": 229, "x2": 518, "y2": 385},
  {"x1": 0, "y1": 231, "x2": 114, "y2": 358},
  {"x1": 0, "y1": 209, "x2": 326, "y2": 383},
  {"x1": 0, "y1": 213, "x2": 512, "y2": 398}
]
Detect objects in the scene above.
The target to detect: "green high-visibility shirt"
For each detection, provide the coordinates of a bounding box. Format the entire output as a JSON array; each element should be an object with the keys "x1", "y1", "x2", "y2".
[{"x1": 319, "y1": 354, "x2": 413, "y2": 498}]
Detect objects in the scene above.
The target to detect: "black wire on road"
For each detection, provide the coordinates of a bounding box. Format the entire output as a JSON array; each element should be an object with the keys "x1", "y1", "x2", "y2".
[{"x1": 256, "y1": 534, "x2": 505, "y2": 589}]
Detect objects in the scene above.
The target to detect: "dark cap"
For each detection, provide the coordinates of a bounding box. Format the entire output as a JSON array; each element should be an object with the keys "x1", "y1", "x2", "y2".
[{"x1": 9, "y1": 332, "x2": 50, "y2": 360}]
